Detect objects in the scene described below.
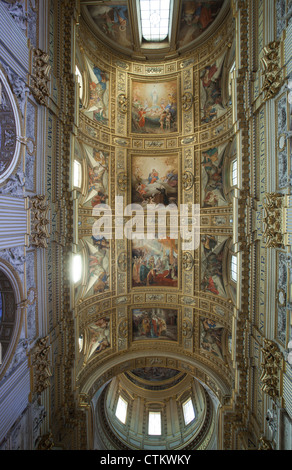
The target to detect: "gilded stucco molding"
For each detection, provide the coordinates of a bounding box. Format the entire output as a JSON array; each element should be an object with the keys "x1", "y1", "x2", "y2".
[
  {"x1": 30, "y1": 336, "x2": 52, "y2": 395},
  {"x1": 261, "y1": 41, "x2": 284, "y2": 102},
  {"x1": 29, "y1": 47, "x2": 51, "y2": 106},
  {"x1": 260, "y1": 338, "x2": 284, "y2": 400}
]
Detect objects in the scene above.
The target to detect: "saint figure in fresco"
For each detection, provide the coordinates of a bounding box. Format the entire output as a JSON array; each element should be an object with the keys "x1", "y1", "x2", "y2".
[
  {"x1": 148, "y1": 169, "x2": 159, "y2": 184},
  {"x1": 137, "y1": 107, "x2": 146, "y2": 128}
]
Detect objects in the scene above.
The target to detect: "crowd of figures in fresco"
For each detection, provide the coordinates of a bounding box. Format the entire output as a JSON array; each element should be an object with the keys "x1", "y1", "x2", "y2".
[
  {"x1": 132, "y1": 308, "x2": 178, "y2": 342},
  {"x1": 131, "y1": 80, "x2": 178, "y2": 134},
  {"x1": 132, "y1": 238, "x2": 178, "y2": 288}
]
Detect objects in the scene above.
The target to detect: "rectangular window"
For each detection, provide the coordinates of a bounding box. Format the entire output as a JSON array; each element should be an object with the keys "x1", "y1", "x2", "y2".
[
  {"x1": 182, "y1": 398, "x2": 195, "y2": 425},
  {"x1": 232, "y1": 159, "x2": 238, "y2": 186},
  {"x1": 72, "y1": 254, "x2": 82, "y2": 284},
  {"x1": 116, "y1": 396, "x2": 128, "y2": 424},
  {"x1": 148, "y1": 411, "x2": 161, "y2": 435},
  {"x1": 74, "y1": 160, "x2": 82, "y2": 188},
  {"x1": 75, "y1": 65, "x2": 83, "y2": 99},
  {"x1": 231, "y1": 255, "x2": 237, "y2": 282}
]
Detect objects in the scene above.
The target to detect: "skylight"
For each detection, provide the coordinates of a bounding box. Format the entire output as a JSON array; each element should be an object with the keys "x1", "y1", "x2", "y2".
[
  {"x1": 182, "y1": 398, "x2": 195, "y2": 425},
  {"x1": 116, "y1": 396, "x2": 128, "y2": 424},
  {"x1": 139, "y1": 0, "x2": 171, "y2": 42},
  {"x1": 148, "y1": 411, "x2": 161, "y2": 435}
]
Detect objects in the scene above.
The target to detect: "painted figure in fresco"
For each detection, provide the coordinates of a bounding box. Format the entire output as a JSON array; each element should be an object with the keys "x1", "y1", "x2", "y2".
[
  {"x1": 164, "y1": 168, "x2": 178, "y2": 187},
  {"x1": 202, "y1": 147, "x2": 219, "y2": 170},
  {"x1": 201, "y1": 235, "x2": 217, "y2": 255},
  {"x1": 201, "y1": 62, "x2": 224, "y2": 123},
  {"x1": 201, "y1": 275, "x2": 219, "y2": 295},
  {"x1": 88, "y1": 66, "x2": 109, "y2": 124},
  {"x1": 137, "y1": 107, "x2": 146, "y2": 128},
  {"x1": 136, "y1": 311, "x2": 167, "y2": 339},
  {"x1": 148, "y1": 169, "x2": 159, "y2": 184},
  {"x1": 89, "y1": 4, "x2": 130, "y2": 47},
  {"x1": 132, "y1": 80, "x2": 177, "y2": 134},
  {"x1": 202, "y1": 146, "x2": 227, "y2": 207},
  {"x1": 201, "y1": 318, "x2": 224, "y2": 358},
  {"x1": 87, "y1": 317, "x2": 110, "y2": 359},
  {"x1": 178, "y1": 1, "x2": 223, "y2": 47},
  {"x1": 203, "y1": 190, "x2": 218, "y2": 207}
]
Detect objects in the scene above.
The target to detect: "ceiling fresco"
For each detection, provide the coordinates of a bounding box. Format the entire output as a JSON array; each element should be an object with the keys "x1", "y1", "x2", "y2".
[{"x1": 81, "y1": 0, "x2": 228, "y2": 58}]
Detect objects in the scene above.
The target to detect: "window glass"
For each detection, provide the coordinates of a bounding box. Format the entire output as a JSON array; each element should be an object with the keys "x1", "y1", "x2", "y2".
[
  {"x1": 183, "y1": 398, "x2": 195, "y2": 425},
  {"x1": 75, "y1": 65, "x2": 83, "y2": 99},
  {"x1": 148, "y1": 411, "x2": 161, "y2": 435},
  {"x1": 72, "y1": 254, "x2": 82, "y2": 283},
  {"x1": 116, "y1": 396, "x2": 128, "y2": 424},
  {"x1": 74, "y1": 160, "x2": 82, "y2": 188},
  {"x1": 232, "y1": 159, "x2": 237, "y2": 186},
  {"x1": 231, "y1": 255, "x2": 237, "y2": 282}
]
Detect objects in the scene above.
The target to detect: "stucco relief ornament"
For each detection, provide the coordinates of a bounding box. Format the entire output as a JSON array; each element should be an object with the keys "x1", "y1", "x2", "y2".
[
  {"x1": 117, "y1": 93, "x2": 128, "y2": 114},
  {"x1": 2, "y1": 1, "x2": 31, "y2": 30},
  {"x1": 30, "y1": 195, "x2": 50, "y2": 248},
  {"x1": 260, "y1": 338, "x2": 283, "y2": 400},
  {"x1": 29, "y1": 48, "x2": 51, "y2": 106},
  {"x1": 182, "y1": 319, "x2": 193, "y2": 339},
  {"x1": 118, "y1": 319, "x2": 128, "y2": 339},
  {"x1": 263, "y1": 193, "x2": 284, "y2": 248},
  {"x1": 182, "y1": 252, "x2": 194, "y2": 271},
  {"x1": 261, "y1": 41, "x2": 284, "y2": 102},
  {"x1": 182, "y1": 170, "x2": 194, "y2": 190},
  {"x1": 31, "y1": 336, "x2": 52, "y2": 395},
  {"x1": 117, "y1": 172, "x2": 127, "y2": 191},
  {"x1": 117, "y1": 251, "x2": 127, "y2": 272},
  {"x1": 182, "y1": 92, "x2": 194, "y2": 111}
]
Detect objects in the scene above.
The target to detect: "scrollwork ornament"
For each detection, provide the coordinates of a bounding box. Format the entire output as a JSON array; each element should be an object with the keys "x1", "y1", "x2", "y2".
[
  {"x1": 117, "y1": 172, "x2": 127, "y2": 191},
  {"x1": 118, "y1": 319, "x2": 128, "y2": 339},
  {"x1": 261, "y1": 41, "x2": 283, "y2": 102},
  {"x1": 182, "y1": 319, "x2": 193, "y2": 339},
  {"x1": 117, "y1": 93, "x2": 128, "y2": 114},
  {"x1": 36, "y1": 432, "x2": 54, "y2": 450},
  {"x1": 117, "y1": 251, "x2": 127, "y2": 272},
  {"x1": 258, "y1": 436, "x2": 273, "y2": 450},
  {"x1": 29, "y1": 48, "x2": 51, "y2": 106},
  {"x1": 182, "y1": 251, "x2": 194, "y2": 271},
  {"x1": 182, "y1": 171, "x2": 194, "y2": 190},
  {"x1": 260, "y1": 338, "x2": 283, "y2": 399},
  {"x1": 182, "y1": 92, "x2": 194, "y2": 111},
  {"x1": 30, "y1": 195, "x2": 50, "y2": 249}
]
